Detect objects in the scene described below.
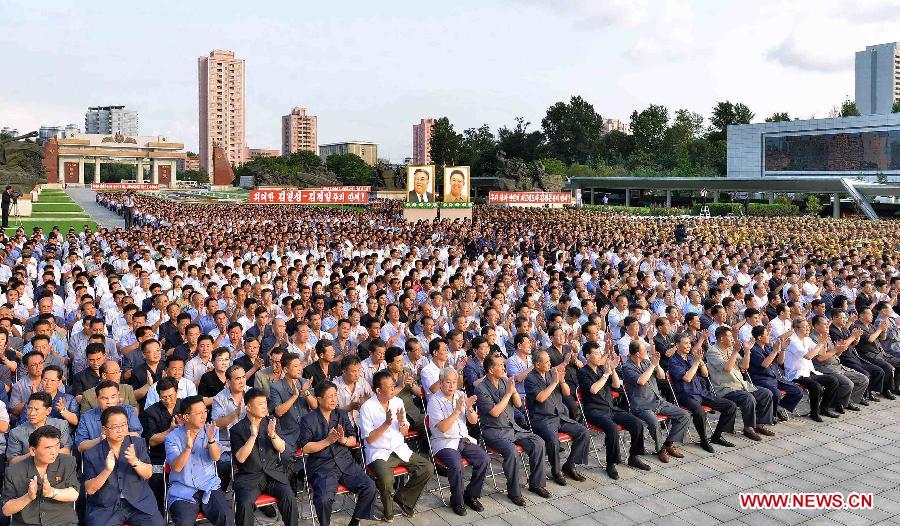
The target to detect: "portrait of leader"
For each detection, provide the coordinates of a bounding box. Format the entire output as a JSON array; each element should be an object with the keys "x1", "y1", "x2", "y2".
[
  {"x1": 407, "y1": 165, "x2": 435, "y2": 203},
  {"x1": 443, "y1": 166, "x2": 470, "y2": 203}
]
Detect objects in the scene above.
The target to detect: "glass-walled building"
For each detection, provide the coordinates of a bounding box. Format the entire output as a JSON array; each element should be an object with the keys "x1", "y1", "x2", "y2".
[{"x1": 728, "y1": 114, "x2": 900, "y2": 180}]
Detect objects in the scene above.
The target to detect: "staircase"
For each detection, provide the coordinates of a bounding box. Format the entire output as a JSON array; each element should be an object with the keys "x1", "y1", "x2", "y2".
[{"x1": 840, "y1": 178, "x2": 879, "y2": 220}]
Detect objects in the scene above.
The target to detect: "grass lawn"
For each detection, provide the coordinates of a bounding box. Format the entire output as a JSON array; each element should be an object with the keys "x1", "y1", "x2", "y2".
[
  {"x1": 4, "y1": 219, "x2": 98, "y2": 235},
  {"x1": 32, "y1": 203, "x2": 83, "y2": 213},
  {"x1": 30, "y1": 212, "x2": 92, "y2": 218},
  {"x1": 35, "y1": 195, "x2": 76, "y2": 203}
]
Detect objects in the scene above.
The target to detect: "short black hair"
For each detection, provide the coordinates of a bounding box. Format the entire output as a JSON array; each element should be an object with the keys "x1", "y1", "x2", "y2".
[
  {"x1": 314, "y1": 380, "x2": 336, "y2": 398},
  {"x1": 244, "y1": 387, "x2": 266, "y2": 405},
  {"x1": 372, "y1": 370, "x2": 393, "y2": 391},
  {"x1": 100, "y1": 405, "x2": 128, "y2": 427},
  {"x1": 179, "y1": 395, "x2": 205, "y2": 416},
  {"x1": 28, "y1": 425, "x2": 61, "y2": 449},
  {"x1": 96, "y1": 379, "x2": 119, "y2": 395},
  {"x1": 156, "y1": 376, "x2": 178, "y2": 395}
]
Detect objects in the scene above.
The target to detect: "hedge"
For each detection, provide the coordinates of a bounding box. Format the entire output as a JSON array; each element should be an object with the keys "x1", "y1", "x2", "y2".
[
  {"x1": 575, "y1": 205, "x2": 688, "y2": 216},
  {"x1": 690, "y1": 203, "x2": 744, "y2": 216},
  {"x1": 747, "y1": 203, "x2": 799, "y2": 216}
]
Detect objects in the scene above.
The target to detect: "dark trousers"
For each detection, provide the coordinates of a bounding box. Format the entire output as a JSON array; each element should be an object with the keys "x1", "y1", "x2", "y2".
[
  {"x1": 1, "y1": 206, "x2": 7, "y2": 228},
  {"x1": 758, "y1": 380, "x2": 805, "y2": 413},
  {"x1": 124, "y1": 206, "x2": 134, "y2": 228},
  {"x1": 793, "y1": 374, "x2": 839, "y2": 416},
  {"x1": 679, "y1": 395, "x2": 737, "y2": 439},
  {"x1": 367, "y1": 452, "x2": 432, "y2": 517},
  {"x1": 530, "y1": 416, "x2": 589, "y2": 474},
  {"x1": 482, "y1": 430, "x2": 546, "y2": 496},
  {"x1": 722, "y1": 389, "x2": 774, "y2": 428},
  {"x1": 860, "y1": 354, "x2": 897, "y2": 393},
  {"x1": 170, "y1": 489, "x2": 234, "y2": 526},
  {"x1": 234, "y1": 475, "x2": 298, "y2": 526},
  {"x1": 216, "y1": 458, "x2": 232, "y2": 491},
  {"x1": 89, "y1": 498, "x2": 164, "y2": 526},
  {"x1": 149, "y1": 472, "x2": 165, "y2": 514},
  {"x1": 844, "y1": 361, "x2": 884, "y2": 395},
  {"x1": 310, "y1": 464, "x2": 376, "y2": 526},
  {"x1": 433, "y1": 441, "x2": 490, "y2": 507},
  {"x1": 819, "y1": 370, "x2": 855, "y2": 408},
  {"x1": 584, "y1": 408, "x2": 646, "y2": 463}
]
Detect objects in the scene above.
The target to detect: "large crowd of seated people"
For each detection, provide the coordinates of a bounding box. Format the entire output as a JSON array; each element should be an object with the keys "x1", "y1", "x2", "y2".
[{"x1": 0, "y1": 193, "x2": 894, "y2": 526}]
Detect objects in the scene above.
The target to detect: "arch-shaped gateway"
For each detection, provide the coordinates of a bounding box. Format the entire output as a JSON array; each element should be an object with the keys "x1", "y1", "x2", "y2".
[{"x1": 42, "y1": 132, "x2": 185, "y2": 188}]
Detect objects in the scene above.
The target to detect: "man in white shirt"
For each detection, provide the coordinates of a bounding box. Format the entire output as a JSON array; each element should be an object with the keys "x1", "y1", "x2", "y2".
[
  {"x1": 425, "y1": 368, "x2": 490, "y2": 516},
  {"x1": 360, "y1": 340, "x2": 387, "y2": 387},
  {"x1": 607, "y1": 295, "x2": 629, "y2": 341},
  {"x1": 784, "y1": 318, "x2": 840, "y2": 422},
  {"x1": 359, "y1": 370, "x2": 432, "y2": 521}
]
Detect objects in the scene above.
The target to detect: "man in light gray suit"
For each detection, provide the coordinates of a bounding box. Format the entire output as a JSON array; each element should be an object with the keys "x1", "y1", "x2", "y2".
[
  {"x1": 622, "y1": 339, "x2": 690, "y2": 463},
  {"x1": 475, "y1": 353, "x2": 549, "y2": 507}
]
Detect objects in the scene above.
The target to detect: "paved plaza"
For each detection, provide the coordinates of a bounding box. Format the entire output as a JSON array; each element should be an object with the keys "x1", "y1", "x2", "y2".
[{"x1": 311, "y1": 403, "x2": 900, "y2": 526}]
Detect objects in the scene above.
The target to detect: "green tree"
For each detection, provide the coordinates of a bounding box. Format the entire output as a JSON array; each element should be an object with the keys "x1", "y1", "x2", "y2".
[
  {"x1": 599, "y1": 130, "x2": 634, "y2": 166},
  {"x1": 630, "y1": 104, "x2": 670, "y2": 166},
  {"x1": 497, "y1": 117, "x2": 545, "y2": 163},
  {"x1": 541, "y1": 95, "x2": 604, "y2": 165},
  {"x1": 325, "y1": 153, "x2": 373, "y2": 186},
  {"x1": 837, "y1": 99, "x2": 860, "y2": 117},
  {"x1": 540, "y1": 158, "x2": 566, "y2": 177},
  {"x1": 428, "y1": 117, "x2": 464, "y2": 168},
  {"x1": 287, "y1": 150, "x2": 324, "y2": 172},
  {"x1": 459, "y1": 124, "x2": 497, "y2": 177},
  {"x1": 708, "y1": 101, "x2": 754, "y2": 141},
  {"x1": 893, "y1": 101, "x2": 900, "y2": 113},
  {"x1": 565, "y1": 163, "x2": 595, "y2": 178},
  {"x1": 765, "y1": 112, "x2": 792, "y2": 122}
]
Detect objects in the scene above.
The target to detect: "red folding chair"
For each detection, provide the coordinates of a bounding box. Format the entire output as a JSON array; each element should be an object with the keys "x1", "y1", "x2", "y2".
[
  {"x1": 299, "y1": 448, "x2": 355, "y2": 522},
  {"x1": 231, "y1": 457, "x2": 279, "y2": 518}
]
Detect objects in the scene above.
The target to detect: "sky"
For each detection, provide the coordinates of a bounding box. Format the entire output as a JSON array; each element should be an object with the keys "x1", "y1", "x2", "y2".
[{"x1": 2, "y1": 0, "x2": 900, "y2": 163}]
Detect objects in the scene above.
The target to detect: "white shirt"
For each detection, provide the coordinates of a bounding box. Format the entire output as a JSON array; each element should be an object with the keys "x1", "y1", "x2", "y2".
[
  {"x1": 144, "y1": 377, "x2": 197, "y2": 407},
  {"x1": 419, "y1": 361, "x2": 443, "y2": 403},
  {"x1": 184, "y1": 355, "x2": 213, "y2": 384},
  {"x1": 769, "y1": 317, "x2": 791, "y2": 340},
  {"x1": 359, "y1": 396, "x2": 413, "y2": 465},
  {"x1": 785, "y1": 335, "x2": 819, "y2": 381},
  {"x1": 608, "y1": 308, "x2": 628, "y2": 340},
  {"x1": 426, "y1": 390, "x2": 476, "y2": 452}
]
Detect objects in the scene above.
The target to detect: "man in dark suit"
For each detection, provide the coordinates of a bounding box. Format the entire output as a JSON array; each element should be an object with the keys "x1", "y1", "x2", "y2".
[
  {"x1": 82, "y1": 406, "x2": 163, "y2": 526},
  {"x1": 523, "y1": 349, "x2": 589, "y2": 485},
  {"x1": 0, "y1": 425, "x2": 79, "y2": 526},
  {"x1": 475, "y1": 353, "x2": 549, "y2": 506},
  {"x1": 407, "y1": 169, "x2": 433, "y2": 203},
  {"x1": 230, "y1": 388, "x2": 297, "y2": 526}
]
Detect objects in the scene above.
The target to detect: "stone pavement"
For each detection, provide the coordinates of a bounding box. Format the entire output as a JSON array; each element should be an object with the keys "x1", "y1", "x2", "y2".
[
  {"x1": 64, "y1": 186, "x2": 123, "y2": 229},
  {"x1": 311, "y1": 402, "x2": 900, "y2": 526}
]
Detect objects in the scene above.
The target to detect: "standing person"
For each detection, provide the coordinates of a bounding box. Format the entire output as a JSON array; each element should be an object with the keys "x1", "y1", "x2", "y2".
[
  {"x1": 0, "y1": 426, "x2": 79, "y2": 526},
  {"x1": 230, "y1": 388, "x2": 297, "y2": 526},
  {"x1": 299, "y1": 381, "x2": 376, "y2": 526},
  {"x1": 476, "y1": 353, "x2": 550, "y2": 505},
  {"x1": 426, "y1": 368, "x2": 490, "y2": 516},
  {"x1": 358, "y1": 370, "x2": 432, "y2": 521},
  {"x1": 164, "y1": 395, "x2": 234, "y2": 526},
  {"x1": 0, "y1": 185, "x2": 13, "y2": 229},
  {"x1": 82, "y1": 406, "x2": 163, "y2": 526},
  {"x1": 123, "y1": 190, "x2": 135, "y2": 229}
]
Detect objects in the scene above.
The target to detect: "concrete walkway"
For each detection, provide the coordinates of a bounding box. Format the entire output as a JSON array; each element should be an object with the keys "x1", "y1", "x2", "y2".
[{"x1": 64, "y1": 187, "x2": 123, "y2": 229}]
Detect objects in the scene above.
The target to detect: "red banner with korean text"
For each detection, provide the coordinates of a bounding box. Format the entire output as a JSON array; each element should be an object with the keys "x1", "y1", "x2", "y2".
[
  {"x1": 488, "y1": 191, "x2": 573, "y2": 205},
  {"x1": 248, "y1": 187, "x2": 370, "y2": 205},
  {"x1": 90, "y1": 183, "x2": 161, "y2": 191}
]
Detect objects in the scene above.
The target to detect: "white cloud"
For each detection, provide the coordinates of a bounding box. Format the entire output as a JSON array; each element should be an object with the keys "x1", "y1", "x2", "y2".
[
  {"x1": 508, "y1": 0, "x2": 650, "y2": 28},
  {"x1": 765, "y1": 34, "x2": 850, "y2": 73}
]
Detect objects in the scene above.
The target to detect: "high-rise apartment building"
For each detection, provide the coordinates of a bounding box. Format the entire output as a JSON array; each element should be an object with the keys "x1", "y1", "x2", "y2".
[
  {"x1": 319, "y1": 142, "x2": 378, "y2": 166},
  {"x1": 85, "y1": 105, "x2": 139, "y2": 136},
  {"x1": 282, "y1": 107, "x2": 318, "y2": 155},
  {"x1": 199, "y1": 49, "x2": 246, "y2": 171},
  {"x1": 412, "y1": 117, "x2": 435, "y2": 164},
  {"x1": 855, "y1": 42, "x2": 900, "y2": 115},
  {"x1": 601, "y1": 118, "x2": 631, "y2": 135}
]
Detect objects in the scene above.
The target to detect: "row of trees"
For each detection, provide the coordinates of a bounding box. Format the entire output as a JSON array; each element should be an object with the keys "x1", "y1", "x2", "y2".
[
  {"x1": 427, "y1": 97, "x2": 761, "y2": 182},
  {"x1": 233, "y1": 150, "x2": 374, "y2": 187}
]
